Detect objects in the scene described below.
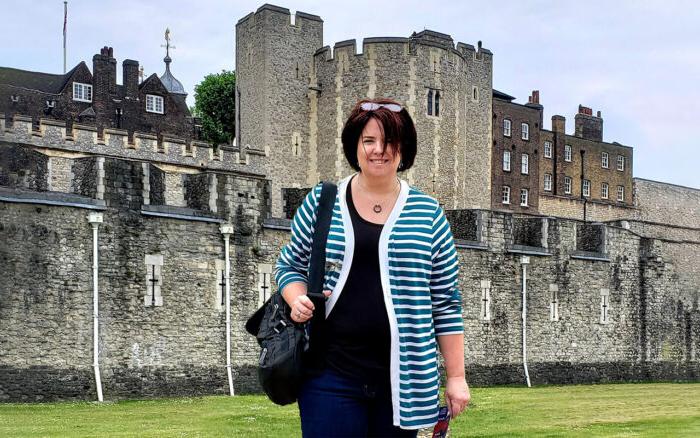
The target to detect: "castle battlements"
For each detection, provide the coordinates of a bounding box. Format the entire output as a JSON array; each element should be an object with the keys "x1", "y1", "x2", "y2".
[
  {"x1": 1, "y1": 113, "x2": 268, "y2": 176},
  {"x1": 313, "y1": 32, "x2": 492, "y2": 64},
  {"x1": 237, "y1": 3, "x2": 322, "y2": 28}
]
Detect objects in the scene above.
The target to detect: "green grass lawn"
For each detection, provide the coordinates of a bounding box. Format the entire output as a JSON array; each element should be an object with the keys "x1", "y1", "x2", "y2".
[{"x1": 0, "y1": 383, "x2": 698, "y2": 437}]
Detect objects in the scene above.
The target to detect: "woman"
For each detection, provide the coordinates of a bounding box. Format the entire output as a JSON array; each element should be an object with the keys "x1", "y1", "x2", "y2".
[{"x1": 275, "y1": 98, "x2": 470, "y2": 437}]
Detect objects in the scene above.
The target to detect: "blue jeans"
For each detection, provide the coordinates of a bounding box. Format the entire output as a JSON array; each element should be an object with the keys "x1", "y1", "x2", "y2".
[{"x1": 298, "y1": 368, "x2": 418, "y2": 438}]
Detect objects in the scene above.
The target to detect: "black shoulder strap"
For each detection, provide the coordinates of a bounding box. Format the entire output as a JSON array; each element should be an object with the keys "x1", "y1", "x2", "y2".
[{"x1": 307, "y1": 181, "x2": 337, "y2": 310}]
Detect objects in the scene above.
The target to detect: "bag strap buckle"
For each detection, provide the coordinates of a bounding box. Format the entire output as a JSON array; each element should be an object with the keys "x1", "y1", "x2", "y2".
[{"x1": 273, "y1": 319, "x2": 287, "y2": 334}]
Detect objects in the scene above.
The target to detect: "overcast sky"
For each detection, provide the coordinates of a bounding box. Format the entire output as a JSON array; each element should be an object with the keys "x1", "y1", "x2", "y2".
[{"x1": 1, "y1": 0, "x2": 698, "y2": 188}]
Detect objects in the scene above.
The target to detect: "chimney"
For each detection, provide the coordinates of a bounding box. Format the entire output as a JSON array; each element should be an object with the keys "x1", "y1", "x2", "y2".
[
  {"x1": 93, "y1": 46, "x2": 117, "y2": 97},
  {"x1": 552, "y1": 115, "x2": 565, "y2": 133},
  {"x1": 525, "y1": 89, "x2": 544, "y2": 129},
  {"x1": 575, "y1": 105, "x2": 603, "y2": 142},
  {"x1": 123, "y1": 59, "x2": 139, "y2": 99}
]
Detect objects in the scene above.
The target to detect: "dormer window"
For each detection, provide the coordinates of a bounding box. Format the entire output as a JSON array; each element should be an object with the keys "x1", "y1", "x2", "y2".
[
  {"x1": 73, "y1": 82, "x2": 93, "y2": 103},
  {"x1": 146, "y1": 94, "x2": 164, "y2": 114}
]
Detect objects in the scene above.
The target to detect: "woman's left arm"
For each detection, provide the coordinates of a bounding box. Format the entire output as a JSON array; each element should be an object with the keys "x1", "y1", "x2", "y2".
[
  {"x1": 430, "y1": 205, "x2": 471, "y2": 417},
  {"x1": 437, "y1": 334, "x2": 470, "y2": 418}
]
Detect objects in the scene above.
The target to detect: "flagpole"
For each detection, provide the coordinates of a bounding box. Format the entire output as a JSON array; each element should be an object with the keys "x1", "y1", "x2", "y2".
[{"x1": 63, "y1": 1, "x2": 67, "y2": 73}]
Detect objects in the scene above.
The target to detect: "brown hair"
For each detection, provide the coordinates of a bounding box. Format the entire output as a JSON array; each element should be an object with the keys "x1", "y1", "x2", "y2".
[{"x1": 341, "y1": 98, "x2": 417, "y2": 172}]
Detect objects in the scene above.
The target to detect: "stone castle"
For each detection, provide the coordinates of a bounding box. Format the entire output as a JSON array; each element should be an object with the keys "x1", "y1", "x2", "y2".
[{"x1": 0, "y1": 3, "x2": 698, "y2": 402}]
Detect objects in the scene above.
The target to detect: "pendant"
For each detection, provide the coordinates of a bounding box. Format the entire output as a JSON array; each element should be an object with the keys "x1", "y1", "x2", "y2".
[{"x1": 373, "y1": 204, "x2": 382, "y2": 213}]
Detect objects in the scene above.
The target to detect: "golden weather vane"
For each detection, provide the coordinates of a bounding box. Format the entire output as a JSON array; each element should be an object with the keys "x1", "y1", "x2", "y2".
[{"x1": 161, "y1": 27, "x2": 176, "y2": 57}]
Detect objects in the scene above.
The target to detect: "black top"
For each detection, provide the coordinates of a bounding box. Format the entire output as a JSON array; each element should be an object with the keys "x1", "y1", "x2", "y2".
[{"x1": 313, "y1": 179, "x2": 392, "y2": 385}]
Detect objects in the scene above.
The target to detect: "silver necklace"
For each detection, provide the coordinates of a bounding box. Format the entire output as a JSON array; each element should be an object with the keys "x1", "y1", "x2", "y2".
[{"x1": 358, "y1": 176, "x2": 400, "y2": 214}]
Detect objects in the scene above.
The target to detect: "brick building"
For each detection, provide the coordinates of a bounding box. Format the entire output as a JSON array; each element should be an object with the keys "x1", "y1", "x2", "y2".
[
  {"x1": 540, "y1": 105, "x2": 634, "y2": 219},
  {"x1": 492, "y1": 90, "x2": 634, "y2": 219},
  {"x1": 0, "y1": 46, "x2": 196, "y2": 141},
  {"x1": 491, "y1": 89, "x2": 543, "y2": 212}
]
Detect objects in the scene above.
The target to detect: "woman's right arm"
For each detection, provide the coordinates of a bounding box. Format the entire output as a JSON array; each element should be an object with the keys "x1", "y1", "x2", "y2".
[{"x1": 274, "y1": 184, "x2": 322, "y2": 311}]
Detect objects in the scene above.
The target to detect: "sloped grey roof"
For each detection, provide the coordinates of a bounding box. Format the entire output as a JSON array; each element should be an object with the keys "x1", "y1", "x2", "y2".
[
  {"x1": 0, "y1": 64, "x2": 79, "y2": 94},
  {"x1": 493, "y1": 89, "x2": 516, "y2": 102},
  {"x1": 159, "y1": 55, "x2": 186, "y2": 95}
]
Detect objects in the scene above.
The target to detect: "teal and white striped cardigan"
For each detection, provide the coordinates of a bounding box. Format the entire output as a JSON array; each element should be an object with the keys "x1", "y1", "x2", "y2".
[{"x1": 275, "y1": 174, "x2": 463, "y2": 430}]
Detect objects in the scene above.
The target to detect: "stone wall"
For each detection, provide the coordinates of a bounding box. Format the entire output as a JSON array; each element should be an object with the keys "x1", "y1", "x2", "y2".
[
  {"x1": 539, "y1": 193, "x2": 638, "y2": 221},
  {"x1": 0, "y1": 138, "x2": 268, "y2": 401},
  {"x1": 634, "y1": 178, "x2": 700, "y2": 229},
  {"x1": 253, "y1": 210, "x2": 700, "y2": 388},
  {"x1": 0, "y1": 143, "x2": 49, "y2": 191},
  {"x1": 0, "y1": 116, "x2": 267, "y2": 178},
  {"x1": 1, "y1": 168, "x2": 698, "y2": 401}
]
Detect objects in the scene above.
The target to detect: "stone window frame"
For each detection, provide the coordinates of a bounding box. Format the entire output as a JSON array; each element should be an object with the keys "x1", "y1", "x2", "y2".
[
  {"x1": 617, "y1": 155, "x2": 625, "y2": 171},
  {"x1": 582, "y1": 179, "x2": 591, "y2": 197},
  {"x1": 257, "y1": 263, "x2": 273, "y2": 308},
  {"x1": 564, "y1": 176, "x2": 572, "y2": 194},
  {"x1": 599, "y1": 288, "x2": 610, "y2": 324},
  {"x1": 520, "y1": 188, "x2": 528, "y2": 207},
  {"x1": 480, "y1": 280, "x2": 491, "y2": 321},
  {"x1": 521, "y1": 153, "x2": 529, "y2": 175},
  {"x1": 601, "y1": 182, "x2": 609, "y2": 199},
  {"x1": 291, "y1": 132, "x2": 302, "y2": 157},
  {"x1": 503, "y1": 119, "x2": 512, "y2": 137},
  {"x1": 144, "y1": 254, "x2": 164, "y2": 307},
  {"x1": 601, "y1": 151, "x2": 609, "y2": 168},
  {"x1": 502, "y1": 185, "x2": 511, "y2": 204},
  {"x1": 73, "y1": 82, "x2": 93, "y2": 103},
  {"x1": 521, "y1": 122, "x2": 529, "y2": 141},
  {"x1": 617, "y1": 185, "x2": 625, "y2": 202},
  {"x1": 549, "y1": 284, "x2": 559, "y2": 322},
  {"x1": 503, "y1": 150, "x2": 511, "y2": 172},
  {"x1": 544, "y1": 141, "x2": 552, "y2": 159},
  {"x1": 426, "y1": 88, "x2": 440, "y2": 117},
  {"x1": 215, "y1": 259, "x2": 226, "y2": 311},
  {"x1": 564, "y1": 144, "x2": 573, "y2": 162},
  {"x1": 472, "y1": 86, "x2": 479, "y2": 102},
  {"x1": 146, "y1": 94, "x2": 164, "y2": 114},
  {"x1": 544, "y1": 173, "x2": 552, "y2": 192}
]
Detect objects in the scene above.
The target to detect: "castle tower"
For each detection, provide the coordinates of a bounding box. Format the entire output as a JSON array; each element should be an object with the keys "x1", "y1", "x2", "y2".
[
  {"x1": 310, "y1": 32, "x2": 493, "y2": 210},
  {"x1": 236, "y1": 4, "x2": 323, "y2": 217}
]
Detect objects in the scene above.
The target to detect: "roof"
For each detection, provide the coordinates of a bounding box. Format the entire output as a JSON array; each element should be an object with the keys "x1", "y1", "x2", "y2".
[
  {"x1": 159, "y1": 56, "x2": 187, "y2": 95},
  {"x1": 492, "y1": 89, "x2": 516, "y2": 102},
  {"x1": 0, "y1": 63, "x2": 81, "y2": 94}
]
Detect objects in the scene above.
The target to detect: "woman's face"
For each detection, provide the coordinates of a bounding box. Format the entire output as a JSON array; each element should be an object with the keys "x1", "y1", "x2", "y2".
[{"x1": 357, "y1": 117, "x2": 401, "y2": 180}]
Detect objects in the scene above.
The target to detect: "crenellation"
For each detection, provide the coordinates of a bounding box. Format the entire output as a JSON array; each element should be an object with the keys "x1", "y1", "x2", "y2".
[{"x1": 104, "y1": 128, "x2": 128, "y2": 148}]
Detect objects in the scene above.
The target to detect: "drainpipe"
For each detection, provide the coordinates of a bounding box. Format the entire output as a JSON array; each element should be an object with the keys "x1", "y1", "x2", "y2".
[
  {"x1": 88, "y1": 212, "x2": 104, "y2": 402},
  {"x1": 521, "y1": 255, "x2": 532, "y2": 388},
  {"x1": 220, "y1": 223, "x2": 235, "y2": 396}
]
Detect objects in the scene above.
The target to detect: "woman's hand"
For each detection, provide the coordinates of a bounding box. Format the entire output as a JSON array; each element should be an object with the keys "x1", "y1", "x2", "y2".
[
  {"x1": 290, "y1": 290, "x2": 331, "y2": 323},
  {"x1": 445, "y1": 376, "x2": 470, "y2": 418}
]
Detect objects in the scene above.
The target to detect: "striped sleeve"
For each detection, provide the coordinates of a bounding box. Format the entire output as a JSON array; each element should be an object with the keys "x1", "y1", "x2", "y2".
[
  {"x1": 274, "y1": 184, "x2": 322, "y2": 294},
  {"x1": 430, "y1": 205, "x2": 463, "y2": 336}
]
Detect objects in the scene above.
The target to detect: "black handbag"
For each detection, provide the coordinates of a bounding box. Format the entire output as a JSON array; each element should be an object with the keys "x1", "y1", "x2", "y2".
[{"x1": 245, "y1": 181, "x2": 337, "y2": 405}]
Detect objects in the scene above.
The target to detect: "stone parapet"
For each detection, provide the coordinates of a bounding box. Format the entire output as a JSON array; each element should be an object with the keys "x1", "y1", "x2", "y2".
[{"x1": 0, "y1": 114, "x2": 267, "y2": 177}]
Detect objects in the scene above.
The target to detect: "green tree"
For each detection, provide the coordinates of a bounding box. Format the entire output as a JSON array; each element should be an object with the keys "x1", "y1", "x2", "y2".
[{"x1": 193, "y1": 70, "x2": 236, "y2": 145}]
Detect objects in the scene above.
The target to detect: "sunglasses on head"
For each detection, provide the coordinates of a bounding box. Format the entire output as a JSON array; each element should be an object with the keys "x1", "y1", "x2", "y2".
[{"x1": 360, "y1": 102, "x2": 403, "y2": 112}]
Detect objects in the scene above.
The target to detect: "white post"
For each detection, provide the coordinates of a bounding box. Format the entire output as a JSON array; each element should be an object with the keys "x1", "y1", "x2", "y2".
[
  {"x1": 521, "y1": 255, "x2": 532, "y2": 388},
  {"x1": 220, "y1": 223, "x2": 235, "y2": 396},
  {"x1": 88, "y1": 211, "x2": 104, "y2": 402}
]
